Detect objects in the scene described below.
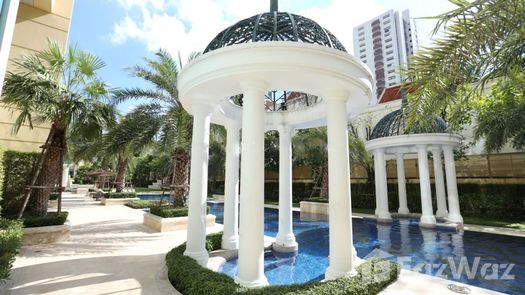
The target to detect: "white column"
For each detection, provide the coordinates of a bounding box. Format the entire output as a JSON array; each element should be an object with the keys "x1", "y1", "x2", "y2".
[
  {"x1": 374, "y1": 149, "x2": 391, "y2": 221},
  {"x1": 235, "y1": 79, "x2": 268, "y2": 288},
  {"x1": 184, "y1": 106, "x2": 213, "y2": 266},
  {"x1": 416, "y1": 145, "x2": 436, "y2": 226},
  {"x1": 62, "y1": 164, "x2": 70, "y2": 188},
  {"x1": 443, "y1": 145, "x2": 463, "y2": 223},
  {"x1": 222, "y1": 123, "x2": 241, "y2": 250},
  {"x1": 324, "y1": 90, "x2": 357, "y2": 280},
  {"x1": 431, "y1": 147, "x2": 448, "y2": 219},
  {"x1": 396, "y1": 152, "x2": 409, "y2": 214},
  {"x1": 274, "y1": 125, "x2": 298, "y2": 252}
]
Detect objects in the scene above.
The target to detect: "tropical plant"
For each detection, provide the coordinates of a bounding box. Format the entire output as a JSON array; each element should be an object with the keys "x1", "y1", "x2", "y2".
[
  {"x1": 474, "y1": 67, "x2": 525, "y2": 152},
  {"x1": 348, "y1": 124, "x2": 374, "y2": 184},
  {"x1": 113, "y1": 49, "x2": 195, "y2": 206},
  {"x1": 403, "y1": 0, "x2": 525, "y2": 132},
  {"x1": 1, "y1": 39, "x2": 115, "y2": 216},
  {"x1": 293, "y1": 128, "x2": 329, "y2": 199}
]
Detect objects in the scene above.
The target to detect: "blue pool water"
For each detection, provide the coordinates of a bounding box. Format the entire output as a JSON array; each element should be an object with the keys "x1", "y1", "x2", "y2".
[{"x1": 139, "y1": 195, "x2": 525, "y2": 294}]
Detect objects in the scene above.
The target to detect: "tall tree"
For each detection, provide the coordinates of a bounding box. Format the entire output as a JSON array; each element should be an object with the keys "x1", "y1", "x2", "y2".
[
  {"x1": 404, "y1": 0, "x2": 525, "y2": 133},
  {"x1": 114, "y1": 49, "x2": 195, "y2": 206},
  {"x1": 2, "y1": 40, "x2": 115, "y2": 216}
]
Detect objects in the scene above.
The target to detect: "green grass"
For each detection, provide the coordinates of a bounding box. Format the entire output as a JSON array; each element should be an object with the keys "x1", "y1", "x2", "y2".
[
  {"x1": 352, "y1": 208, "x2": 375, "y2": 215},
  {"x1": 463, "y1": 216, "x2": 525, "y2": 230},
  {"x1": 125, "y1": 200, "x2": 163, "y2": 209}
]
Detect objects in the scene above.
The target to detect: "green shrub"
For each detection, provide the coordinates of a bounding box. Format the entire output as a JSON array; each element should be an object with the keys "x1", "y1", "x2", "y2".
[
  {"x1": 150, "y1": 206, "x2": 189, "y2": 218},
  {"x1": 166, "y1": 233, "x2": 399, "y2": 295},
  {"x1": 125, "y1": 200, "x2": 162, "y2": 209},
  {"x1": 73, "y1": 165, "x2": 95, "y2": 184},
  {"x1": 49, "y1": 193, "x2": 59, "y2": 201},
  {"x1": 104, "y1": 192, "x2": 137, "y2": 199},
  {"x1": 0, "y1": 151, "x2": 39, "y2": 216},
  {"x1": 21, "y1": 212, "x2": 68, "y2": 228},
  {"x1": 0, "y1": 218, "x2": 23, "y2": 281},
  {"x1": 0, "y1": 146, "x2": 4, "y2": 215}
]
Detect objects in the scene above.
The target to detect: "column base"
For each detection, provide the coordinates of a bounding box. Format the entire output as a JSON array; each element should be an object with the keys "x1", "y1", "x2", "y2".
[
  {"x1": 398, "y1": 208, "x2": 410, "y2": 214},
  {"x1": 377, "y1": 212, "x2": 392, "y2": 222},
  {"x1": 435, "y1": 210, "x2": 448, "y2": 219},
  {"x1": 183, "y1": 250, "x2": 209, "y2": 267},
  {"x1": 419, "y1": 215, "x2": 436, "y2": 228},
  {"x1": 234, "y1": 275, "x2": 268, "y2": 288},
  {"x1": 272, "y1": 241, "x2": 298, "y2": 253},
  {"x1": 275, "y1": 232, "x2": 297, "y2": 246},
  {"x1": 325, "y1": 265, "x2": 357, "y2": 281},
  {"x1": 221, "y1": 235, "x2": 239, "y2": 250},
  {"x1": 447, "y1": 214, "x2": 463, "y2": 224}
]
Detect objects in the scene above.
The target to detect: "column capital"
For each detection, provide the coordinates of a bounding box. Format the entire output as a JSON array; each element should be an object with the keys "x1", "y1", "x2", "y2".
[
  {"x1": 239, "y1": 78, "x2": 268, "y2": 93},
  {"x1": 323, "y1": 88, "x2": 350, "y2": 100},
  {"x1": 191, "y1": 103, "x2": 216, "y2": 116},
  {"x1": 225, "y1": 120, "x2": 241, "y2": 131},
  {"x1": 374, "y1": 148, "x2": 385, "y2": 155},
  {"x1": 430, "y1": 146, "x2": 443, "y2": 153},
  {"x1": 277, "y1": 124, "x2": 295, "y2": 135},
  {"x1": 395, "y1": 152, "x2": 404, "y2": 159},
  {"x1": 442, "y1": 144, "x2": 455, "y2": 153},
  {"x1": 416, "y1": 144, "x2": 428, "y2": 152}
]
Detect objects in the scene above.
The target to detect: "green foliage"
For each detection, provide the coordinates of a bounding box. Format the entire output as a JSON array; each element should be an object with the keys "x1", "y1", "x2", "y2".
[
  {"x1": 150, "y1": 206, "x2": 189, "y2": 218},
  {"x1": 265, "y1": 131, "x2": 280, "y2": 172},
  {"x1": 0, "y1": 146, "x2": 4, "y2": 215},
  {"x1": 104, "y1": 192, "x2": 137, "y2": 199},
  {"x1": 166, "y1": 233, "x2": 399, "y2": 295},
  {"x1": 0, "y1": 218, "x2": 23, "y2": 281},
  {"x1": 0, "y1": 151, "x2": 39, "y2": 216},
  {"x1": 132, "y1": 155, "x2": 171, "y2": 187},
  {"x1": 404, "y1": 0, "x2": 525, "y2": 131},
  {"x1": 21, "y1": 211, "x2": 68, "y2": 228},
  {"x1": 125, "y1": 200, "x2": 162, "y2": 209},
  {"x1": 73, "y1": 165, "x2": 95, "y2": 184},
  {"x1": 474, "y1": 67, "x2": 525, "y2": 152}
]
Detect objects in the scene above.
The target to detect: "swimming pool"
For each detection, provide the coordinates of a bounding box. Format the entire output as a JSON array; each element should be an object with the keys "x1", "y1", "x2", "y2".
[
  {"x1": 210, "y1": 202, "x2": 524, "y2": 294},
  {"x1": 138, "y1": 195, "x2": 524, "y2": 294}
]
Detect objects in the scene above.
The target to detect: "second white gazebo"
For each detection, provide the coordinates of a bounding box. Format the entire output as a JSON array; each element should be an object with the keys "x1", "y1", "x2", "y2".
[{"x1": 365, "y1": 109, "x2": 464, "y2": 227}]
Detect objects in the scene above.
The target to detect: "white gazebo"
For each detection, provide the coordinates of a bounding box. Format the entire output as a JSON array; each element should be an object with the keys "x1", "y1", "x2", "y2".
[
  {"x1": 365, "y1": 109, "x2": 464, "y2": 227},
  {"x1": 177, "y1": 2, "x2": 373, "y2": 288}
]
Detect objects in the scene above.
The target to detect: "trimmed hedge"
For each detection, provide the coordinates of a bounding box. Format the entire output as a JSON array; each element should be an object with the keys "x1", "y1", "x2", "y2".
[
  {"x1": 125, "y1": 200, "x2": 164, "y2": 209},
  {"x1": 166, "y1": 232, "x2": 400, "y2": 295},
  {"x1": 0, "y1": 218, "x2": 23, "y2": 281},
  {"x1": 150, "y1": 206, "x2": 189, "y2": 218},
  {"x1": 21, "y1": 212, "x2": 68, "y2": 228},
  {"x1": 0, "y1": 151, "x2": 40, "y2": 216},
  {"x1": 103, "y1": 192, "x2": 137, "y2": 199}
]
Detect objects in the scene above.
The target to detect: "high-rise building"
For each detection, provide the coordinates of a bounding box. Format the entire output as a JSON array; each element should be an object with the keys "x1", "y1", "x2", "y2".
[
  {"x1": 0, "y1": 0, "x2": 75, "y2": 151},
  {"x1": 353, "y1": 10, "x2": 416, "y2": 104}
]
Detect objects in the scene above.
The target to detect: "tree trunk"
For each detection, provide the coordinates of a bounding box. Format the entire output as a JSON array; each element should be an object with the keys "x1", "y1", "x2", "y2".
[
  {"x1": 172, "y1": 150, "x2": 190, "y2": 207},
  {"x1": 31, "y1": 124, "x2": 66, "y2": 217},
  {"x1": 115, "y1": 154, "x2": 128, "y2": 192},
  {"x1": 320, "y1": 160, "x2": 329, "y2": 199}
]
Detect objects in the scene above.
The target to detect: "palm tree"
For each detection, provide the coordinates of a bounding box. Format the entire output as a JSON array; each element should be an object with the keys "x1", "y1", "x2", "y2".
[
  {"x1": 2, "y1": 40, "x2": 115, "y2": 216},
  {"x1": 114, "y1": 49, "x2": 195, "y2": 206},
  {"x1": 293, "y1": 128, "x2": 329, "y2": 199}
]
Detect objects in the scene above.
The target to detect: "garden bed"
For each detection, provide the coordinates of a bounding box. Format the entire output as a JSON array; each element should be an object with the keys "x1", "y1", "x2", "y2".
[
  {"x1": 144, "y1": 206, "x2": 214, "y2": 232},
  {"x1": 19, "y1": 212, "x2": 70, "y2": 246},
  {"x1": 0, "y1": 218, "x2": 23, "y2": 281},
  {"x1": 166, "y1": 232, "x2": 399, "y2": 295}
]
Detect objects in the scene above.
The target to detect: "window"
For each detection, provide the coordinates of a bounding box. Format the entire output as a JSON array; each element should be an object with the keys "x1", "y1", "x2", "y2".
[
  {"x1": 387, "y1": 63, "x2": 393, "y2": 67},
  {"x1": 358, "y1": 26, "x2": 364, "y2": 31},
  {"x1": 359, "y1": 48, "x2": 366, "y2": 53},
  {"x1": 358, "y1": 32, "x2": 364, "y2": 37},
  {"x1": 360, "y1": 43, "x2": 365, "y2": 48},
  {"x1": 389, "y1": 82, "x2": 396, "y2": 86},
  {"x1": 388, "y1": 76, "x2": 396, "y2": 80},
  {"x1": 360, "y1": 54, "x2": 366, "y2": 59},
  {"x1": 386, "y1": 56, "x2": 394, "y2": 61},
  {"x1": 386, "y1": 50, "x2": 393, "y2": 55},
  {"x1": 384, "y1": 26, "x2": 391, "y2": 31},
  {"x1": 363, "y1": 60, "x2": 367, "y2": 63},
  {"x1": 387, "y1": 69, "x2": 395, "y2": 74},
  {"x1": 385, "y1": 37, "x2": 392, "y2": 43},
  {"x1": 384, "y1": 20, "x2": 391, "y2": 25},
  {"x1": 386, "y1": 44, "x2": 392, "y2": 49},
  {"x1": 382, "y1": 15, "x2": 389, "y2": 19},
  {"x1": 358, "y1": 37, "x2": 364, "y2": 42}
]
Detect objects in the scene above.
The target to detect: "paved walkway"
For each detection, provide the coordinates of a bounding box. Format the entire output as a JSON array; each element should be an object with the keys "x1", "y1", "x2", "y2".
[{"x1": 8, "y1": 193, "x2": 221, "y2": 295}]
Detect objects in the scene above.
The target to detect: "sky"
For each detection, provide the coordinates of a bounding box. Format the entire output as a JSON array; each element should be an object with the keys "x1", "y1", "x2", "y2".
[{"x1": 68, "y1": 0, "x2": 456, "y2": 113}]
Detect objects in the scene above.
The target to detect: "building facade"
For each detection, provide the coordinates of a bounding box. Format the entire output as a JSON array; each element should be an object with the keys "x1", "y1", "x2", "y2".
[
  {"x1": 0, "y1": 0, "x2": 74, "y2": 152},
  {"x1": 353, "y1": 10, "x2": 416, "y2": 103}
]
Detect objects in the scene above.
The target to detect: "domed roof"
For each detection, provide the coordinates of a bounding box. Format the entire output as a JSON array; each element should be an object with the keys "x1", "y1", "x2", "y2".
[
  {"x1": 370, "y1": 109, "x2": 449, "y2": 140},
  {"x1": 204, "y1": 11, "x2": 346, "y2": 53}
]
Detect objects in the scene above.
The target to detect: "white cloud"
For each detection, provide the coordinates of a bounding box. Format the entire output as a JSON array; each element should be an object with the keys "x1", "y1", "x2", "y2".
[{"x1": 110, "y1": 0, "x2": 453, "y2": 62}]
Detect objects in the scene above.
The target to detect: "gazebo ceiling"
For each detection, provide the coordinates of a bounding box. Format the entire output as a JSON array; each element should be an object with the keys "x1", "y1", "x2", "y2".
[
  {"x1": 370, "y1": 109, "x2": 449, "y2": 140},
  {"x1": 204, "y1": 11, "x2": 346, "y2": 53}
]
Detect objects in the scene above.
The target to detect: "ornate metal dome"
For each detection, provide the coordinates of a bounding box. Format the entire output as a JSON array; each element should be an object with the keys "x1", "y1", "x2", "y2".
[
  {"x1": 204, "y1": 11, "x2": 346, "y2": 53},
  {"x1": 370, "y1": 109, "x2": 449, "y2": 140}
]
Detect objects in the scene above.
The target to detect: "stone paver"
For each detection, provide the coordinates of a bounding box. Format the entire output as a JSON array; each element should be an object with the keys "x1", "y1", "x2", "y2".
[{"x1": 8, "y1": 193, "x2": 221, "y2": 295}]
